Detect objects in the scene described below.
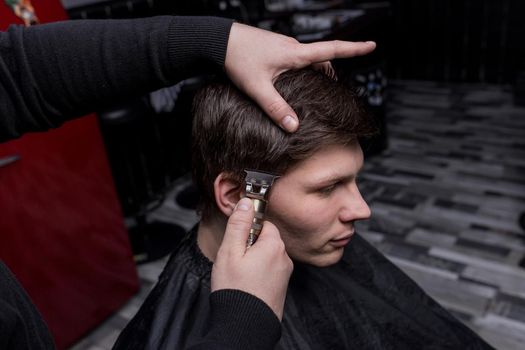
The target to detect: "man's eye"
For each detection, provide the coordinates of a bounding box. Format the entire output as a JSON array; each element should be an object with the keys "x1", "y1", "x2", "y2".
[{"x1": 318, "y1": 184, "x2": 337, "y2": 196}]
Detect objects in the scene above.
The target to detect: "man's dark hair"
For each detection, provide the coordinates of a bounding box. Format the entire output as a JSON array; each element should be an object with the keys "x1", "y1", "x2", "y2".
[{"x1": 192, "y1": 68, "x2": 377, "y2": 220}]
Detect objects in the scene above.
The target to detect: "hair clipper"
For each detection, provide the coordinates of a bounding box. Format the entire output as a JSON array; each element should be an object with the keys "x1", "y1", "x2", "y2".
[{"x1": 243, "y1": 170, "x2": 280, "y2": 247}]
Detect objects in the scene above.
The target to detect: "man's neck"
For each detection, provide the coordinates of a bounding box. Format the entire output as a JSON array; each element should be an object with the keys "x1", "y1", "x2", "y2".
[{"x1": 197, "y1": 216, "x2": 227, "y2": 262}]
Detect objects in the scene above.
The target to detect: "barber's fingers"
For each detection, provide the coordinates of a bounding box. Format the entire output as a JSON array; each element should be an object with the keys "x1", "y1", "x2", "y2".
[
  {"x1": 246, "y1": 79, "x2": 299, "y2": 132},
  {"x1": 250, "y1": 221, "x2": 293, "y2": 273},
  {"x1": 252, "y1": 221, "x2": 288, "y2": 256},
  {"x1": 255, "y1": 60, "x2": 338, "y2": 129},
  {"x1": 219, "y1": 198, "x2": 254, "y2": 257},
  {"x1": 299, "y1": 41, "x2": 376, "y2": 64},
  {"x1": 311, "y1": 61, "x2": 337, "y2": 80},
  {"x1": 245, "y1": 40, "x2": 375, "y2": 131}
]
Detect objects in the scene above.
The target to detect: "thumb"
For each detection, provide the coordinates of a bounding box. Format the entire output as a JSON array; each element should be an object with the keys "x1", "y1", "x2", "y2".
[
  {"x1": 249, "y1": 81, "x2": 299, "y2": 132},
  {"x1": 253, "y1": 220, "x2": 281, "y2": 245},
  {"x1": 219, "y1": 198, "x2": 254, "y2": 257}
]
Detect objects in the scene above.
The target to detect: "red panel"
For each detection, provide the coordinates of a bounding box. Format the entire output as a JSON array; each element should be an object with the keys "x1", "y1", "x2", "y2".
[
  {"x1": 0, "y1": 0, "x2": 68, "y2": 28},
  {"x1": 0, "y1": 2, "x2": 139, "y2": 349}
]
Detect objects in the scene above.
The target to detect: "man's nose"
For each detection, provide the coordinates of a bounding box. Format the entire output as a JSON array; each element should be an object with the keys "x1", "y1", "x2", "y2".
[{"x1": 339, "y1": 186, "x2": 371, "y2": 223}]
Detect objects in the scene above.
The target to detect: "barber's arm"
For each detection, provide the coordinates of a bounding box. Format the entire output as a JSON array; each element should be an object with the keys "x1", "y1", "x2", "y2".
[{"x1": 0, "y1": 16, "x2": 233, "y2": 142}]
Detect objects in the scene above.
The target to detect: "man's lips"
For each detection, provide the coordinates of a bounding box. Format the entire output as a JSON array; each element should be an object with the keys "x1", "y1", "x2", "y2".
[
  {"x1": 330, "y1": 232, "x2": 354, "y2": 247},
  {"x1": 332, "y1": 232, "x2": 354, "y2": 241}
]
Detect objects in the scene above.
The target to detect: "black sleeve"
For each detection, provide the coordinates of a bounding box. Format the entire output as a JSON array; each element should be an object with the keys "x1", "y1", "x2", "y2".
[
  {"x1": 0, "y1": 262, "x2": 55, "y2": 350},
  {"x1": 187, "y1": 289, "x2": 282, "y2": 350},
  {"x1": 0, "y1": 16, "x2": 232, "y2": 142}
]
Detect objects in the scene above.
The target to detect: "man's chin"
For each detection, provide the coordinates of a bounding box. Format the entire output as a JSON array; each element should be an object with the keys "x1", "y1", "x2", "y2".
[{"x1": 294, "y1": 249, "x2": 345, "y2": 267}]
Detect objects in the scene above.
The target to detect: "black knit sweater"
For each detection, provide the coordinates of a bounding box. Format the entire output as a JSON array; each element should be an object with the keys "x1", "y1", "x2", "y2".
[
  {"x1": 0, "y1": 16, "x2": 280, "y2": 350},
  {"x1": 1, "y1": 16, "x2": 227, "y2": 141}
]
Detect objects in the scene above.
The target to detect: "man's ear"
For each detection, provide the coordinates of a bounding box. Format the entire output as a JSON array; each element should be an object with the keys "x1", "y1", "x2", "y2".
[{"x1": 214, "y1": 173, "x2": 243, "y2": 217}]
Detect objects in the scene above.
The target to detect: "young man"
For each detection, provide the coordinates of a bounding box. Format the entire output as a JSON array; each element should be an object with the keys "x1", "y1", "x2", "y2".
[{"x1": 114, "y1": 69, "x2": 493, "y2": 349}]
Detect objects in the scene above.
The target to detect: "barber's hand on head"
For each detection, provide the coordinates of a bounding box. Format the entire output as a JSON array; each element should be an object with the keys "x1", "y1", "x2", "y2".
[
  {"x1": 211, "y1": 198, "x2": 293, "y2": 321},
  {"x1": 224, "y1": 22, "x2": 376, "y2": 132}
]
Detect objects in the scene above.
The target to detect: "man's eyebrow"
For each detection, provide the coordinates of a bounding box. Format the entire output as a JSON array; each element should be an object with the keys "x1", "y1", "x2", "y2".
[
  {"x1": 306, "y1": 173, "x2": 357, "y2": 188},
  {"x1": 305, "y1": 164, "x2": 364, "y2": 188}
]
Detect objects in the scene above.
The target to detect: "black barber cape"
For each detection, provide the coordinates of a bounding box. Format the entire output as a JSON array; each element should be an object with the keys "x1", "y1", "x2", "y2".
[
  {"x1": 0, "y1": 261, "x2": 55, "y2": 350},
  {"x1": 114, "y1": 226, "x2": 494, "y2": 350}
]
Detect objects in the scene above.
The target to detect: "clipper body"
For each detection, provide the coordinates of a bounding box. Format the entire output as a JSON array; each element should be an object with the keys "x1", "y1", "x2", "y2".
[{"x1": 244, "y1": 170, "x2": 279, "y2": 246}]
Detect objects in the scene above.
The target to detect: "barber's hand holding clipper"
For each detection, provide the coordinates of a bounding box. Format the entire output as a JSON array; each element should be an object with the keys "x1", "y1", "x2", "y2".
[{"x1": 211, "y1": 198, "x2": 292, "y2": 320}]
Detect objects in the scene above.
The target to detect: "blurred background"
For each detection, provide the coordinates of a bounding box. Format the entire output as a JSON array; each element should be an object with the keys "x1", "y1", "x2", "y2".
[{"x1": 1, "y1": 0, "x2": 524, "y2": 349}]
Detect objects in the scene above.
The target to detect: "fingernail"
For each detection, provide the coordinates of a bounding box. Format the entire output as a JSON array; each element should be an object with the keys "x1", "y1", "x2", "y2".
[
  {"x1": 281, "y1": 115, "x2": 298, "y2": 132},
  {"x1": 235, "y1": 198, "x2": 252, "y2": 211}
]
